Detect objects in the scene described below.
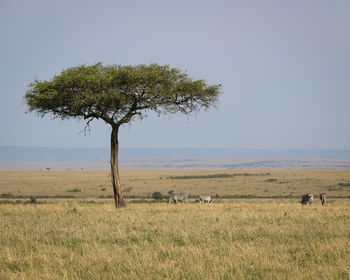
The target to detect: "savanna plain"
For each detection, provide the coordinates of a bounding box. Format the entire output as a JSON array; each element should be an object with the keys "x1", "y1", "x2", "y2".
[{"x1": 1, "y1": 169, "x2": 350, "y2": 279}]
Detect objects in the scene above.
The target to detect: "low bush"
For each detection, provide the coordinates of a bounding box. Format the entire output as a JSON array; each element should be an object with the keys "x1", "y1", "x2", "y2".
[
  {"x1": 152, "y1": 192, "x2": 163, "y2": 200},
  {"x1": 67, "y1": 189, "x2": 82, "y2": 193},
  {"x1": 265, "y1": 178, "x2": 278, "y2": 183}
]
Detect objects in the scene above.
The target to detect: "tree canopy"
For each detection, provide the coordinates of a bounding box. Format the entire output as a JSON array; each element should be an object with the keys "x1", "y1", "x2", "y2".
[{"x1": 25, "y1": 63, "x2": 221, "y2": 128}]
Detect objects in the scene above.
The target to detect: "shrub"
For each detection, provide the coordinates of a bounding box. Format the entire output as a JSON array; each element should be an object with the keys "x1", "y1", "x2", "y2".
[
  {"x1": 265, "y1": 178, "x2": 278, "y2": 183},
  {"x1": 67, "y1": 188, "x2": 82, "y2": 193},
  {"x1": 152, "y1": 192, "x2": 163, "y2": 200},
  {"x1": 30, "y1": 197, "x2": 37, "y2": 204}
]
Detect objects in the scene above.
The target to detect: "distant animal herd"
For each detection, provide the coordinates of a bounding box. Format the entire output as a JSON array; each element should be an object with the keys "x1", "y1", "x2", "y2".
[
  {"x1": 301, "y1": 193, "x2": 327, "y2": 206},
  {"x1": 168, "y1": 193, "x2": 212, "y2": 204},
  {"x1": 168, "y1": 192, "x2": 327, "y2": 205}
]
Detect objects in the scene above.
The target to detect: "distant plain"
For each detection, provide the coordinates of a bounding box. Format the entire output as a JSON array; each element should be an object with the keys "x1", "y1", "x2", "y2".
[{"x1": 1, "y1": 168, "x2": 350, "y2": 200}]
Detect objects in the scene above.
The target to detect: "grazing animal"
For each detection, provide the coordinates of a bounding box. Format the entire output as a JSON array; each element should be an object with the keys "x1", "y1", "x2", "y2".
[
  {"x1": 301, "y1": 193, "x2": 314, "y2": 205},
  {"x1": 320, "y1": 193, "x2": 326, "y2": 205},
  {"x1": 168, "y1": 193, "x2": 189, "y2": 204},
  {"x1": 199, "y1": 194, "x2": 212, "y2": 204}
]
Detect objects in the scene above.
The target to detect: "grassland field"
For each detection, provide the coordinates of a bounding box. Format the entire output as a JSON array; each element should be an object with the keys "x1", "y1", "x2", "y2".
[
  {"x1": 1, "y1": 169, "x2": 350, "y2": 279},
  {"x1": 1, "y1": 169, "x2": 350, "y2": 200}
]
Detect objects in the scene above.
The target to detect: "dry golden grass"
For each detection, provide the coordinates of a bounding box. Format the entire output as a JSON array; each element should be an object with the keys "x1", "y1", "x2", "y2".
[
  {"x1": 1, "y1": 201, "x2": 350, "y2": 279},
  {"x1": 1, "y1": 169, "x2": 350, "y2": 279},
  {"x1": 0, "y1": 169, "x2": 350, "y2": 199}
]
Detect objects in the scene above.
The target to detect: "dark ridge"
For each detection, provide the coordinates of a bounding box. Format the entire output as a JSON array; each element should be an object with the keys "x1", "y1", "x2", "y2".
[{"x1": 1, "y1": 146, "x2": 350, "y2": 163}]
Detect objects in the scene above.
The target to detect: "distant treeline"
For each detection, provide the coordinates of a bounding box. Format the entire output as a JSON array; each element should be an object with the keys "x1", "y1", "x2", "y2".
[
  {"x1": 167, "y1": 173, "x2": 270, "y2": 179},
  {"x1": 0, "y1": 193, "x2": 77, "y2": 199}
]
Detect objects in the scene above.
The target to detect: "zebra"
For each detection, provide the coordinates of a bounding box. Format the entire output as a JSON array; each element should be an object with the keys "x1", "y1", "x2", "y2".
[
  {"x1": 168, "y1": 193, "x2": 189, "y2": 204},
  {"x1": 301, "y1": 193, "x2": 314, "y2": 205},
  {"x1": 199, "y1": 194, "x2": 212, "y2": 204},
  {"x1": 320, "y1": 193, "x2": 326, "y2": 206}
]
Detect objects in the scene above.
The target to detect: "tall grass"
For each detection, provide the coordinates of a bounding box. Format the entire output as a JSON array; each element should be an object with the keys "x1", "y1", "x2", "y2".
[
  {"x1": 1, "y1": 201, "x2": 350, "y2": 279},
  {"x1": 1, "y1": 169, "x2": 350, "y2": 278}
]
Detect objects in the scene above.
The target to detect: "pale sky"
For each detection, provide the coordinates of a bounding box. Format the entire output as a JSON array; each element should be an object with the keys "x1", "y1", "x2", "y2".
[{"x1": 1, "y1": 0, "x2": 349, "y2": 149}]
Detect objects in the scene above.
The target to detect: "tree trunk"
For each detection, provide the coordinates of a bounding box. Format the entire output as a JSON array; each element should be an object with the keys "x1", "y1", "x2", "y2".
[{"x1": 110, "y1": 125, "x2": 126, "y2": 208}]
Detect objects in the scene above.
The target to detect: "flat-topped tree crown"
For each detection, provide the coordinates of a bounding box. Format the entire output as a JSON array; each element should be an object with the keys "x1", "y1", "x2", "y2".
[
  {"x1": 25, "y1": 63, "x2": 221, "y2": 208},
  {"x1": 25, "y1": 63, "x2": 220, "y2": 127}
]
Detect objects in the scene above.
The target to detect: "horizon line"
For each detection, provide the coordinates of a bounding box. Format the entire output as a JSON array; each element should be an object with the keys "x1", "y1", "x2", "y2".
[{"x1": 1, "y1": 145, "x2": 350, "y2": 151}]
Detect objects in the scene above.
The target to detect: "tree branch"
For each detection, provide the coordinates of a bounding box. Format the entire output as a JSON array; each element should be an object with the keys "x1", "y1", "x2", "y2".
[{"x1": 82, "y1": 116, "x2": 94, "y2": 135}]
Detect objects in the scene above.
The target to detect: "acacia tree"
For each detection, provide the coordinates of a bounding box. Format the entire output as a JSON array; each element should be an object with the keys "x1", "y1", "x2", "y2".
[{"x1": 25, "y1": 63, "x2": 221, "y2": 208}]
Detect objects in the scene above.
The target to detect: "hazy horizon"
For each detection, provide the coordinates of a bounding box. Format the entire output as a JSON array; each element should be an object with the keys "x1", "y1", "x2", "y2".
[
  {"x1": 2, "y1": 145, "x2": 350, "y2": 162},
  {"x1": 3, "y1": 144, "x2": 350, "y2": 151},
  {"x1": 2, "y1": 146, "x2": 350, "y2": 170}
]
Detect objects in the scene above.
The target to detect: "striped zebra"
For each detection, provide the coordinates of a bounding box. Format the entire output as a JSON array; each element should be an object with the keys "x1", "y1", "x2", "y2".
[
  {"x1": 320, "y1": 193, "x2": 326, "y2": 206},
  {"x1": 168, "y1": 193, "x2": 189, "y2": 204},
  {"x1": 301, "y1": 193, "x2": 314, "y2": 205},
  {"x1": 199, "y1": 194, "x2": 212, "y2": 204}
]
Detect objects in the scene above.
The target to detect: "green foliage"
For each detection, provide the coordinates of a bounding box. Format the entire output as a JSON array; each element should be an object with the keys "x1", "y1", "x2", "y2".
[
  {"x1": 25, "y1": 63, "x2": 221, "y2": 127},
  {"x1": 30, "y1": 197, "x2": 37, "y2": 204},
  {"x1": 152, "y1": 192, "x2": 163, "y2": 200}
]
